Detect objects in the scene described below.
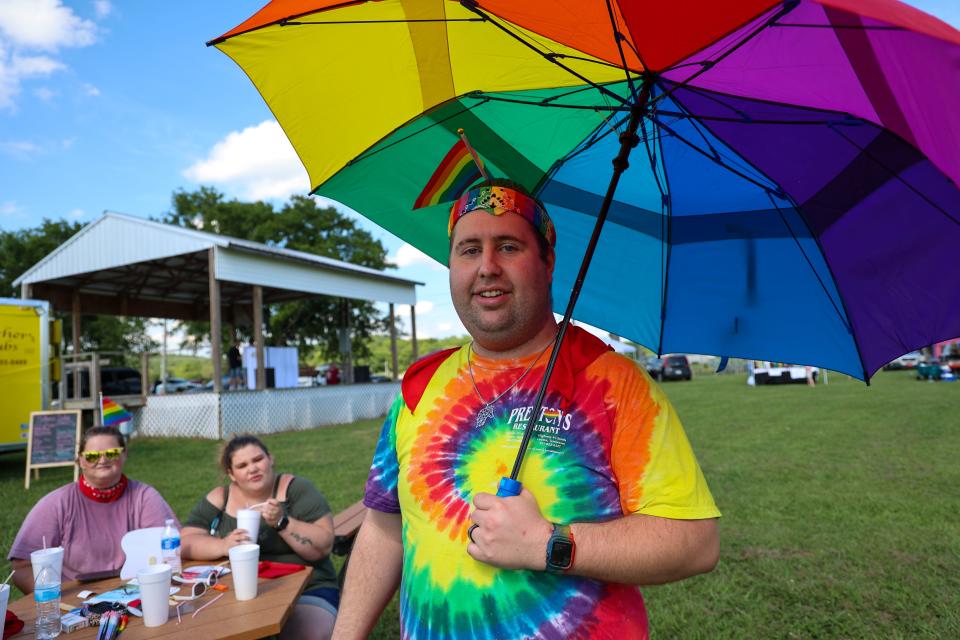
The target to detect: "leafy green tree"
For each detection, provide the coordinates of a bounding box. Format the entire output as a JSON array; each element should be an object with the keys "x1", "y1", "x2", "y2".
[
  {"x1": 0, "y1": 219, "x2": 84, "y2": 297},
  {"x1": 164, "y1": 187, "x2": 393, "y2": 361},
  {"x1": 0, "y1": 219, "x2": 154, "y2": 362}
]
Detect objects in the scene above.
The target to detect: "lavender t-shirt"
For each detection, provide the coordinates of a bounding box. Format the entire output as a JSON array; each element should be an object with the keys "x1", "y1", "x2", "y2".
[{"x1": 8, "y1": 480, "x2": 178, "y2": 581}]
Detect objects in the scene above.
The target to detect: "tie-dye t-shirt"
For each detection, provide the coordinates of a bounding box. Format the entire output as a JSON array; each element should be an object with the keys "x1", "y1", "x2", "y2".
[{"x1": 364, "y1": 328, "x2": 720, "y2": 640}]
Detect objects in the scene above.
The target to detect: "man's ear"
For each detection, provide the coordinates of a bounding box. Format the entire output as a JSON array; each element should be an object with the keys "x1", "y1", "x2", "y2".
[{"x1": 546, "y1": 248, "x2": 555, "y2": 282}]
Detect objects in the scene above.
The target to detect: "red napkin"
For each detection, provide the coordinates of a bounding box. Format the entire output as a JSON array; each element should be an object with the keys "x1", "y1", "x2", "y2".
[
  {"x1": 4, "y1": 610, "x2": 24, "y2": 640},
  {"x1": 257, "y1": 561, "x2": 306, "y2": 579}
]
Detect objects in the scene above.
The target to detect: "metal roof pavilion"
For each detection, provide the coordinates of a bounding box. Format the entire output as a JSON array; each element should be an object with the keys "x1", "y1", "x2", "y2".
[{"x1": 15, "y1": 211, "x2": 423, "y2": 391}]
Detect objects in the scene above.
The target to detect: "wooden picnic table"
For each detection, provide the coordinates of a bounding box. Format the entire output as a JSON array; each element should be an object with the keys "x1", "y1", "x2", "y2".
[{"x1": 7, "y1": 561, "x2": 310, "y2": 640}]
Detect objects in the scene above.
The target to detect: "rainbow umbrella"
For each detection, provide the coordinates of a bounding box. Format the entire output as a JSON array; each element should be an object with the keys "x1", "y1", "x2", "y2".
[{"x1": 209, "y1": 0, "x2": 960, "y2": 383}]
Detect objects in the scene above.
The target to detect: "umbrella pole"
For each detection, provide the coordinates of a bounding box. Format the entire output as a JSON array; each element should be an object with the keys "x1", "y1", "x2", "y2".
[{"x1": 505, "y1": 82, "x2": 651, "y2": 489}]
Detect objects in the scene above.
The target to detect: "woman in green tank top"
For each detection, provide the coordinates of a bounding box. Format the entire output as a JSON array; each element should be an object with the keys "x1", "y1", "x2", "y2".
[{"x1": 181, "y1": 434, "x2": 338, "y2": 639}]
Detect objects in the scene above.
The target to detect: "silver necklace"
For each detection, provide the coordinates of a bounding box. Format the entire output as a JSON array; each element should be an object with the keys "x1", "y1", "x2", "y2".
[{"x1": 467, "y1": 340, "x2": 552, "y2": 428}]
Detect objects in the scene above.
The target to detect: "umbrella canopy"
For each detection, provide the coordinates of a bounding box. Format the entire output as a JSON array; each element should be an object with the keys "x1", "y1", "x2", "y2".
[{"x1": 212, "y1": 0, "x2": 960, "y2": 380}]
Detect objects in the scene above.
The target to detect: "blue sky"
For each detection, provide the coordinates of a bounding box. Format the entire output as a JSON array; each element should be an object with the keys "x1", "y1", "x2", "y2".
[{"x1": 1, "y1": 0, "x2": 958, "y2": 343}]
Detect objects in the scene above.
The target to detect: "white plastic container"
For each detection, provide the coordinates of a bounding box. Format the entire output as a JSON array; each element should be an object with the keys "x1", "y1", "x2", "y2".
[
  {"x1": 137, "y1": 563, "x2": 172, "y2": 627},
  {"x1": 228, "y1": 544, "x2": 260, "y2": 601}
]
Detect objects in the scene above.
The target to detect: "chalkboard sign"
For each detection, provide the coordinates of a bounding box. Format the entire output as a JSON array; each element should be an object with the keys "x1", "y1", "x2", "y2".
[{"x1": 25, "y1": 410, "x2": 81, "y2": 489}]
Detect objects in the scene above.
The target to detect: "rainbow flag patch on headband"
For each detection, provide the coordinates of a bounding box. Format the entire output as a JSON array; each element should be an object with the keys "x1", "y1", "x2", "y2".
[
  {"x1": 449, "y1": 185, "x2": 557, "y2": 247},
  {"x1": 101, "y1": 396, "x2": 133, "y2": 426},
  {"x1": 413, "y1": 139, "x2": 483, "y2": 209}
]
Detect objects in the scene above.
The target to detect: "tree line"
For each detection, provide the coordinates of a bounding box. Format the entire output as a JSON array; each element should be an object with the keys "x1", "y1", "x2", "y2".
[{"x1": 0, "y1": 187, "x2": 436, "y2": 369}]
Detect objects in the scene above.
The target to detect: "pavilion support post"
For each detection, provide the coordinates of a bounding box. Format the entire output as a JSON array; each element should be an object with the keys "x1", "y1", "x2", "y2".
[
  {"x1": 91, "y1": 352, "x2": 101, "y2": 423},
  {"x1": 72, "y1": 291, "x2": 81, "y2": 400},
  {"x1": 208, "y1": 249, "x2": 223, "y2": 394},
  {"x1": 389, "y1": 303, "x2": 398, "y2": 381},
  {"x1": 21, "y1": 283, "x2": 32, "y2": 299},
  {"x1": 253, "y1": 285, "x2": 265, "y2": 391},
  {"x1": 140, "y1": 352, "x2": 150, "y2": 401},
  {"x1": 410, "y1": 305, "x2": 418, "y2": 363}
]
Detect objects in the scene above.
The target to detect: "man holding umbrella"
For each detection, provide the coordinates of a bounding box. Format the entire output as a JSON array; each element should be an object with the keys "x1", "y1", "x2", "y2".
[{"x1": 334, "y1": 180, "x2": 720, "y2": 639}]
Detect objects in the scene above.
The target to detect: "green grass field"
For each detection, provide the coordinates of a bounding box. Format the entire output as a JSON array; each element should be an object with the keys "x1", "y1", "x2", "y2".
[{"x1": 2, "y1": 372, "x2": 958, "y2": 638}]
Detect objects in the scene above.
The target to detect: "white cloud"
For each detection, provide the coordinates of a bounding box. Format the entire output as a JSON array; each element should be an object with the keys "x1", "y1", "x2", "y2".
[
  {"x1": 93, "y1": 1, "x2": 112, "y2": 19},
  {"x1": 0, "y1": 201, "x2": 20, "y2": 216},
  {"x1": 437, "y1": 322, "x2": 453, "y2": 332},
  {"x1": 0, "y1": 0, "x2": 97, "y2": 50},
  {"x1": 0, "y1": 1, "x2": 100, "y2": 109},
  {"x1": 65, "y1": 208, "x2": 85, "y2": 220},
  {"x1": 82, "y1": 82, "x2": 99, "y2": 96},
  {"x1": 390, "y1": 243, "x2": 443, "y2": 269},
  {"x1": 34, "y1": 86, "x2": 55, "y2": 100},
  {"x1": 396, "y1": 300, "x2": 435, "y2": 316},
  {"x1": 0, "y1": 139, "x2": 42, "y2": 155},
  {"x1": 183, "y1": 120, "x2": 310, "y2": 201}
]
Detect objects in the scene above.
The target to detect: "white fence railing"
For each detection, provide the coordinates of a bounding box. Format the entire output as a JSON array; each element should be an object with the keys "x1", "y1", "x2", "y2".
[{"x1": 132, "y1": 383, "x2": 399, "y2": 439}]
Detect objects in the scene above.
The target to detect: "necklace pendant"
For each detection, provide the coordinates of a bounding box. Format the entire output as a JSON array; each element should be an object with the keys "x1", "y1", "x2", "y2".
[{"x1": 475, "y1": 404, "x2": 494, "y2": 428}]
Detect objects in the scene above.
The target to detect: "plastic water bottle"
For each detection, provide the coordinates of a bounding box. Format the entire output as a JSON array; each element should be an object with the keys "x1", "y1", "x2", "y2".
[
  {"x1": 34, "y1": 565, "x2": 61, "y2": 639},
  {"x1": 161, "y1": 518, "x2": 182, "y2": 574}
]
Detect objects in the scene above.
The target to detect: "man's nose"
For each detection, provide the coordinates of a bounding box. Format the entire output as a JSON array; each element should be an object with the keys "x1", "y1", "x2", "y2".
[{"x1": 477, "y1": 246, "x2": 502, "y2": 277}]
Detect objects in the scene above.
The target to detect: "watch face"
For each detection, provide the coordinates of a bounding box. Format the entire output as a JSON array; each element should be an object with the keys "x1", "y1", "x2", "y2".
[{"x1": 549, "y1": 539, "x2": 574, "y2": 569}]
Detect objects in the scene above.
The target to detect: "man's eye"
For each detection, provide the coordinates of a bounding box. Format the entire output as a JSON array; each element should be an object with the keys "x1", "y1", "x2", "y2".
[
  {"x1": 500, "y1": 244, "x2": 519, "y2": 253},
  {"x1": 460, "y1": 246, "x2": 480, "y2": 256}
]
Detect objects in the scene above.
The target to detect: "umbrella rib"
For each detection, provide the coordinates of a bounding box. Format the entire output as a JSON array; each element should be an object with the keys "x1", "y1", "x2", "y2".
[
  {"x1": 604, "y1": 0, "x2": 640, "y2": 98},
  {"x1": 649, "y1": 116, "x2": 782, "y2": 196},
  {"x1": 652, "y1": 1, "x2": 799, "y2": 107},
  {"x1": 827, "y1": 125, "x2": 960, "y2": 229},
  {"x1": 477, "y1": 93, "x2": 628, "y2": 111},
  {"x1": 764, "y1": 192, "x2": 870, "y2": 381},
  {"x1": 459, "y1": 1, "x2": 629, "y2": 106},
  {"x1": 654, "y1": 115, "x2": 673, "y2": 358},
  {"x1": 638, "y1": 102, "x2": 672, "y2": 356},
  {"x1": 766, "y1": 193, "x2": 854, "y2": 335},
  {"x1": 663, "y1": 98, "x2": 779, "y2": 189},
  {"x1": 345, "y1": 98, "x2": 491, "y2": 167},
  {"x1": 535, "y1": 111, "x2": 635, "y2": 194},
  {"x1": 280, "y1": 18, "x2": 484, "y2": 25}
]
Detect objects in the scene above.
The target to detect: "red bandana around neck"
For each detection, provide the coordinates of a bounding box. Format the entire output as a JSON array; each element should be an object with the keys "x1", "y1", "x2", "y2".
[{"x1": 79, "y1": 474, "x2": 128, "y2": 503}]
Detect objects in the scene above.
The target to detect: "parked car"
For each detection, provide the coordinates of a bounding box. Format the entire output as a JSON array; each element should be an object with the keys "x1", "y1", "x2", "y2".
[
  {"x1": 644, "y1": 356, "x2": 664, "y2": 381},
  {"x1": 152, "y1": 377, "x2": 201, "y2": 394},
  {"x1": 661, "y1": 355, "x2": 693, "y2": 381},
  {"x1": 62, "y1": 367, "x2": 142, "y2": 398},
  {"x1": 883, "y1": 351, "x2": 922, "y2": 370}
]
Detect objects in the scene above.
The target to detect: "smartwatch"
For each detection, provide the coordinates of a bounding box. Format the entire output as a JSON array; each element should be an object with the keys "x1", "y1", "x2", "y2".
[
  {"x1": 274, "y1": 514, "x2": 290, "y2": 532},
  {"x1": 545, "y1": 523, "x2": 575, "y2": 573}
]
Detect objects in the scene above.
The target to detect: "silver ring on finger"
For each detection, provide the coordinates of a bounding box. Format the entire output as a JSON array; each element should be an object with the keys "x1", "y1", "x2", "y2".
[{"x1": 467, "y1": 523, "x2": 479, "y2": 544}]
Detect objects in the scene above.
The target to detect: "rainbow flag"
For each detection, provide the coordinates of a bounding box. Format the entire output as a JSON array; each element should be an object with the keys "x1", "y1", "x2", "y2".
[
  {"x1": 101, "y1": 395, "x2": 133, "y2": 426},
  {"x1": 412, "y1": 139, "x2": 482, "y2": 209},
  {"x1": 542, "y1": 409, "x2": 561, "y2": 421}
]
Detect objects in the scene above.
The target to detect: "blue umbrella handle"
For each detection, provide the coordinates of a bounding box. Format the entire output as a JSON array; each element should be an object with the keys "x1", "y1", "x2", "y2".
[{"x1": 496, "y1": 477, "x2": 522, "y2": 497}]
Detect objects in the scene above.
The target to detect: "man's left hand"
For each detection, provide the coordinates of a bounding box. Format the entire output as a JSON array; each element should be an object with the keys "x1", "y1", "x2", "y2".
[{"x1": 467, "y1": 488, "x2": 553, "y2": 570}]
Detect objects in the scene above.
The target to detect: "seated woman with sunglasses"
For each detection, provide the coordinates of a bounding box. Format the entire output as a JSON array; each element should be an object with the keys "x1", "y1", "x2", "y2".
[
  {"x1": 180, "y1": 434, "x2": 338, "y2": 640},
  {"x1": 7, "y1": 425, "x2": 179, "y2": 594}
]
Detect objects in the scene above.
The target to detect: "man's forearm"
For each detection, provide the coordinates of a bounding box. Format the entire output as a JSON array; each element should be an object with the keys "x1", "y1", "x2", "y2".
[
  {"x1": 332, "y1": 510, "x2": 403, "y2": 640},
  {"x1": 569, "y1": 514, "x2": 719, "y2": 585}
]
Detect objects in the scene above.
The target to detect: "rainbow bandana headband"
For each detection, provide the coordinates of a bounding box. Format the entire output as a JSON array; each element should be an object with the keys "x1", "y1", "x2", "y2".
[{"x1": 448, "y1": 186, "x2": 557, "y2": 247}]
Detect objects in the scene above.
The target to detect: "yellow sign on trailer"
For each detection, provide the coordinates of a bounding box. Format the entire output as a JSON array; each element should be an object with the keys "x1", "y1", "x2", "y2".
[{"x1": 0, "y1": 299, "x2": 51, "y2": 452}]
